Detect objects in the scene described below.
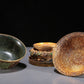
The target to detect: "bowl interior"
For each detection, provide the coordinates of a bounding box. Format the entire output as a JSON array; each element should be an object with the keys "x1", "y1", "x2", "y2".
[
  {"x1": 0, "y1": 34, "x2": 26, "y2": 61},
  {"x1": 53, "y1": 32, "x2": 84, "y2": 76}
]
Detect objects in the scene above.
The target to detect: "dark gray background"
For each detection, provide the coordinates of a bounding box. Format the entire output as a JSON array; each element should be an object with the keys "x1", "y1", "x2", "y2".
[{"x1": 0, "y1": 1, "x2": 84, "y2": 46}]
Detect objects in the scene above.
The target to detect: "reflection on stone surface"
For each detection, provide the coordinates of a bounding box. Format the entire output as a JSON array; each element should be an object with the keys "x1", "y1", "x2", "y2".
[
  {"x1": 53, "y1": 69, "x2": 84, "y2": 84},
  {"x1": 0, "y1": 63, "x2": 26, "y2": 73},
  {"x1": 0, "y1": 51, "x2": 16, "y2": 60},
  {"x1": 52, "y1": 76, "x2": 84, "y2": 84}
]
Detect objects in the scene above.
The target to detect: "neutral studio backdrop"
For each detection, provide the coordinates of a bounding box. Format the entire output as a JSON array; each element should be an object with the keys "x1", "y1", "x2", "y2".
[{"x1": 0, "y1": 1, "x2": 84, "y2": 47}]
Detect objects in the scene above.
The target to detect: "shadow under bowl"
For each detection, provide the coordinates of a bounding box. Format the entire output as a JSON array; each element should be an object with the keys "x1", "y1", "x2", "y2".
[{"x1": 0, "y1": 34, "x2": 26, "y2": 69}]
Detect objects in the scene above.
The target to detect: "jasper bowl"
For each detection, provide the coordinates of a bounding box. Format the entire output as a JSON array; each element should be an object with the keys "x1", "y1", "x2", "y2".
[
  {"x1": 0, "y1": 34, "x2": 26, "y2": 69},
  {"x1": 53, "y1": 32, "x2": 84, "y2": 76}
]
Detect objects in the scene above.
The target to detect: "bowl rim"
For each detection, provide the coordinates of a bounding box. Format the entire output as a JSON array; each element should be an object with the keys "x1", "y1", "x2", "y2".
[
  {"x1": 33, "y1": 42, "x2": 56, "y2": 46},
  {"x1": 0, "y1": 33, "x2": 27, "y2": 63}
]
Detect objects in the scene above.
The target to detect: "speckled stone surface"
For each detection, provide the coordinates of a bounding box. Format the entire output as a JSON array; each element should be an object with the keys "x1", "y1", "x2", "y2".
[
  {"x1": 53, "y1": 32, "x2": 84, "y2": 76},
  {"x1": 1, "y1": 47, "x2": 84, "y2": 84}
]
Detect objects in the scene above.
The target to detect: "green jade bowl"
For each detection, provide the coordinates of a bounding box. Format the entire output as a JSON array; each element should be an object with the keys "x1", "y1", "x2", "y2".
[{"x1": 0, "y1": 34, "x2": 26, "y2": 69}]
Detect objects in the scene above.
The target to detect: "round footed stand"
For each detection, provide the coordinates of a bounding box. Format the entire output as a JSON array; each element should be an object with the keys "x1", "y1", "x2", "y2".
[{"x1": 29, "y1": 56, "x2": 54, "y2": 67}]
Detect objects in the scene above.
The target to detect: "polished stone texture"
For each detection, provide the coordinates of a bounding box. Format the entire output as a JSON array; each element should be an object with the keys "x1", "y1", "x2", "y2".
[{"x1": 0, "y1": 34, "x2": 26, "y2": 69}]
